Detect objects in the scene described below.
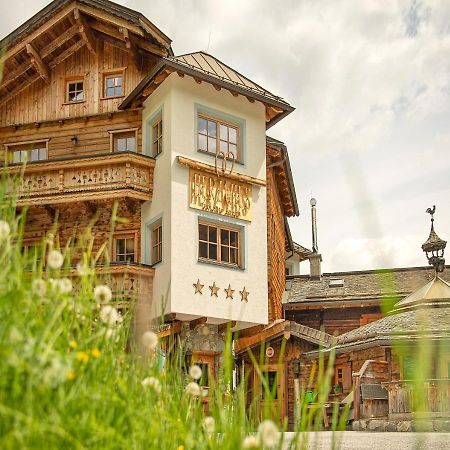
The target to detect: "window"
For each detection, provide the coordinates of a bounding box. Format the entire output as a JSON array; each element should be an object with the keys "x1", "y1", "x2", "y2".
[
  {"x1": 9, "y1": 141, "x2": 48, "y2": 163},
  {"x1": 113, "y1": 132, "x2": 136, "y2": 152},
  {"x1": 104, "y1": 73, "x2": 123, "y2": 98},
  {"x1": 66, "y1": 80, "x2": 84, "y2": 103},
  {"x1": 198, "y1": 222, "x2": 241, "y2": 267},
  {"x1": 198, "y1": 115, "x2": 239, "y2": 160},
  {"x1": 151, "y1": 223, "x2": 162, "y2": 264},
  {"x1": 152, "y1": 118, "x2": 163, "y2": 156},
  {"x1": 114, "y1": 236, "x2": 135, "y2": 263}
]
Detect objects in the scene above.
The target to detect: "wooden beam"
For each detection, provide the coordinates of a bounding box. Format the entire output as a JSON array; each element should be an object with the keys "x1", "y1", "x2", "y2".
[
  {"x1": 26, "y1": 43, "x2": 50, "y2": 84},
  {"x1": 218, "y1": 321, "x2": 236, "y2": 333},
  {"x1": 120, "y1": 27, "x2": 141, "y2": 70},
  {"x1": 1, "y1": 61, "x2": 33, "y2": 88},
  {"x1": 1, "y1": 3, "x2": 75, "y2": 64},
  {"x1": 189, "y1": 317, "x2": 207, "y2": 330},
  {"x1": 74, "y1": 8, "x2": 96, "y2": 54},
  {"x1": 157, "y1": 321, "x2": 182, "y2": 338},
  {"x1": 0, "y1": 74, "x2": 40, "y2": 105},
  {"x1": 40, "y1": 24, "x2": 79, "y2": 59},
  {"x1": 49, "y1": 40, "x2": 86, "y2": 69}
]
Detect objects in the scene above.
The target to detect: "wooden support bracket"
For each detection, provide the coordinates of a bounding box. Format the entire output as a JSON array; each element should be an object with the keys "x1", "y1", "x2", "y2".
[
  {"x1": 74, "y1": 8, "x2": 97, "y2": 54},
  {"x1": 189, "y1": 317, "x2": 207, "y2": 330},
  {"x1": 26, "y1": 43, "x2": 50, "y2": 84},
  {"x1": 218, "y1": 321, "x2": 236, "y2": 333}
]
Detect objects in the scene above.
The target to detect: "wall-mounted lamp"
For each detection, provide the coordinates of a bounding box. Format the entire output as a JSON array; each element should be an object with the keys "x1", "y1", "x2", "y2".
[
  {"x1": 71, "y1": 136, "x2": 78, "y2": 144},
  {"x1": 292, "y1": 358, "x2": 301, "y2": 378}
]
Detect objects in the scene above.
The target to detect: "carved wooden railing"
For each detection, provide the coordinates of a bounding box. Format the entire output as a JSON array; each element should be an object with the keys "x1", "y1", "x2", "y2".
[
  {"x1": 3, "y1": 152, "x2": 155, "y2": 205},
  {"x1": 71, "y1": 263, "x2": 154, "y2": 305},
  {"x1": 382, "y1": 379, "x2": 450, "y2": 420}
]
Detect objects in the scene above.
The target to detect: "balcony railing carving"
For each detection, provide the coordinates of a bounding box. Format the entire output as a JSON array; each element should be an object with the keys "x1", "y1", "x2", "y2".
[{"x1": 4, "y1": 152, "x2": 155, "y2": 205}]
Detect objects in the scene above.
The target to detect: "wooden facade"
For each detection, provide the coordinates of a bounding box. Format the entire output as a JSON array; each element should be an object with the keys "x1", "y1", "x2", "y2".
[{"x1": 0, "y1": 0, "x2": 172, "y2": 319}]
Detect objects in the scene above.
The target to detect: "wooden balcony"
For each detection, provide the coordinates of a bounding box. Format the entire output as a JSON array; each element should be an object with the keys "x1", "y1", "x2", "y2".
[
  {"x1": 4, "y1": 152, "x2": 155, "y2": 206},
  {"x1": 383, "y1": 379, "x2": 450, "y2": 421}
]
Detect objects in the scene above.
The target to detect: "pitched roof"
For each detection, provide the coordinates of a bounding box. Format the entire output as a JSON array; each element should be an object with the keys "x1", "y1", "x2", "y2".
[
  {"x1": 394, "y1": 275, "x2": 450, "y2": 311},
  {"x1": 285, "y1": 265, "x2": 450, "y2": 308},
  {"x1": 293, "y1": 242, "x2": 313, "y2": 258},
  {"x1": 235, "y1": 320, "x2": 334, "y2": 354},
  {"x1": 120, "y1": 52, "x2": 294, "y2": 127},
  {"x1": 1, "y1": 0, "x2": 172, "y2": 51},
  {"x1": 170, "y1": 52, "x2": 288, "y2": 105}
]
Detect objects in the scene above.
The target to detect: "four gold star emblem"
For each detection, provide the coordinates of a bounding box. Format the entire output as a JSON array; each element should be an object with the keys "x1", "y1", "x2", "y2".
[
  {"x1": 224, "y1": 284, "x2": 234, "y2": 299},
  {"x1": 240, "y1": 287, "x2": 249, "y2": 302},
  {"x1": 193, "y1": 280, "x2": 248, "y2": 301},
  {"x1": 209, "y1": 281, "x2": 220, "y2": 297},
  {"x1": 193, "y1": 279, "x2": 204, "y2": 294}
]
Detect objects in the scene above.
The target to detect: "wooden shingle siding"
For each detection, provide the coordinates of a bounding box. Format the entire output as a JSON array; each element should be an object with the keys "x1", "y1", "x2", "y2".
[{"x1": 266, "y1": 157, "x2": 286, "y2": 321}]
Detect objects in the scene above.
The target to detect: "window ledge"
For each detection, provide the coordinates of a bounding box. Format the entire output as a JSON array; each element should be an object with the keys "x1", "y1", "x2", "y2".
[
  {"x1": 197, "y1": 257, "x2": 244, "y2": 271},
  {"x1": 63, "y1": 101, "x2": 86, "y2": 105},
  {"x1": 100, "y1": 95, "x2": 125, "y2": 100},
  {"x1": 197, "y1": 149, "x2": 243, "y2": 165}
]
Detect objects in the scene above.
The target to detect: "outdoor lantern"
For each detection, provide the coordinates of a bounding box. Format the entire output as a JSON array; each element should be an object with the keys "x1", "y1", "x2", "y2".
[{"x1": 422, "y1": 206, "x2": 447, "y2": 273}]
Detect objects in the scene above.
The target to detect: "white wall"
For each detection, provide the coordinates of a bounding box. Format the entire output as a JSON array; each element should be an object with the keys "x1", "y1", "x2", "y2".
[{"x1": 142, "y1": 73, "x2": 269, "y2": 326}]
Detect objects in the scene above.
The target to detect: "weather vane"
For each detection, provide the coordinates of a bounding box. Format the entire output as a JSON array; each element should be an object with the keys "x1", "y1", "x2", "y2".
[{"x1": 422, "y1": 205, "x2": 446, "y2": 273}]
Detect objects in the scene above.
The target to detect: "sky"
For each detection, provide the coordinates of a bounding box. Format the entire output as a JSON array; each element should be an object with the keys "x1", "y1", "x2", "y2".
[{"x1": 1, "y1": 0, "x2": 449, "y2": 273}]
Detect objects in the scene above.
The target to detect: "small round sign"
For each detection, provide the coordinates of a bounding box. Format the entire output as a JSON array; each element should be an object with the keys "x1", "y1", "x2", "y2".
[{"x1": 266, "y1": 346, "x2": 274, "y2": 358}]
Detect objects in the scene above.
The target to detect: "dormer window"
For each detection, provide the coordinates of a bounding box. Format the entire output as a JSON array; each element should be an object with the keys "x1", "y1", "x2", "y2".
[
  {"x1": 329, "y1": 279, "x2": 344, "y2": 288},
  {"x1": 66, "y1": 79, "x2": 84, "y2": 103}
]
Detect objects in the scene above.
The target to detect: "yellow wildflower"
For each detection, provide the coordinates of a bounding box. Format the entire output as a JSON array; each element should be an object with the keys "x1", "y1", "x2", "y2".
[
  {"x1": 69, "y1": 340, "x2": 77, "y2": 349},
  {"x1": 66, "y1": 371, "x2": 76, "y2": 381},
  {"x1": 177, "y1": 446, "x2": 184, "y2": 450},
  {"x1": 76, "y1": 351, "x2": 89, "y2": 362},
  {"x1": 91, "y1": 348, "x2": 101, "y2": 358}
]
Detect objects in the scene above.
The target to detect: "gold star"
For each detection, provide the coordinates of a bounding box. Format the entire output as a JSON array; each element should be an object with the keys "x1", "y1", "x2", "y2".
[
  {"x1": 224, "y1": 284, "x2": 234, "y2": 299},
  {"x1": 209, "y1": 282, "x2": 220, "y2": 297},
  {"x1": 193, "y1": 279, "x2": 204, "y2": 294},
  {"x1": 240, "y1": 287, "x2": 249, "y2": 302}
]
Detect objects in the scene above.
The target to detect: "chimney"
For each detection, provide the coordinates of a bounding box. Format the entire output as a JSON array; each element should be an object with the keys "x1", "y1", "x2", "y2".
[{"x1": 309, "y1": 198, "x2": 322, "y2": 280}]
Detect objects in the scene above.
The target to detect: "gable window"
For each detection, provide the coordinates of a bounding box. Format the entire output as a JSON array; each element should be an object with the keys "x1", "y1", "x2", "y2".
[
  {"x1": 66, "y1": 80, "x2": 84, "y2": 103},
  {"x1": 113, "y1": 235, "x2": 136, "y2": 263},
  {"x1": 198, "y1": 221, "x2": 241, "y2": 267},
  {"x1": 151, "y1": 222, "x2": 163, "y2": 264},
  {"x1": 152, "y1": 118, "x2": 163, "y2": 156},
  {"x1": 104, "y1": 73, "x2": 123, "y2": 98},
  {"x1": 110, "y1": 129, "x2": 138, "y2": 153},
  {"x1": 7, "y1": 140, "x2": 48, "y2": 164},
  {"x1": 198, "y1": 115, "x2": 239, "y2": 161}
]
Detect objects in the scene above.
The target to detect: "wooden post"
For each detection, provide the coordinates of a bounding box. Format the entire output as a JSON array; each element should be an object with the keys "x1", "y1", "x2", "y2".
[{"x1": 294, "y1": 377, "x2": 301, "y2": 424}]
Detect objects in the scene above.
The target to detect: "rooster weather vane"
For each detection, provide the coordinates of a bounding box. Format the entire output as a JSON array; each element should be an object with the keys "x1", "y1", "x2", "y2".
[{"x1": 422, "y1": 205, "x2": 446, "y2": 273}]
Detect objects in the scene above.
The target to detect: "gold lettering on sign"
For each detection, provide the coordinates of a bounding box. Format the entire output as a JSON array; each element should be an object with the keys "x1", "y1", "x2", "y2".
[{"x1": 189, "y1": 169, "x2": 252, "y2": 221}]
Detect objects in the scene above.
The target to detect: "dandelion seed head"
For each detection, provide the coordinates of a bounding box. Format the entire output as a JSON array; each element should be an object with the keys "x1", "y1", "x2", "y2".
[
  {"x1": 202, "y1": 416, "x2": 215, "y2": 434},
  {"x1": 76, "y1": 262, "x2": 92, "y2": 276},
  {"x1": 59, "y1": 278, "x2": 73, "y2": 294},
  {"x1": 94, "y1": 285, "x2": 112, "y2": 303},
  {"x1": 189, "y1": 364, "x2": 202, "y2": 381},
  {"x1": 100, "y1": 305, "x2": 119, "y2": 325},
  {"x1": 141, "y1": 376, "x2": 162, "y2": 394},
  {"x1": 185, "y1": 381, "x2": 200, "y2": 397},
  {"x1": 141, "y1": 331, "x2": 158, "y2": 351},
  {"x1": 32, "y1": 278, "x2": 47, "y2": 297},
  {"x1": 0, "y1": 220, "x2": 10, "y2": 240},
  {"x1": 242, "y1": 435, "x2": 260, "y2": 449},
  {"x1": 47, "y1": 249, "x2": 64, "y2": 269},
  {"x1": 257, "y1": 420, "x2": 278, "y2": 448}
]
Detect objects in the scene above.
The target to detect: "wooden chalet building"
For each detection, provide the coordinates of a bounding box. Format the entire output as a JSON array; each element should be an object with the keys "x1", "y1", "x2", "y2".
[{"x1": 0, "y1": 0, "x2": 299, "y2": 395}]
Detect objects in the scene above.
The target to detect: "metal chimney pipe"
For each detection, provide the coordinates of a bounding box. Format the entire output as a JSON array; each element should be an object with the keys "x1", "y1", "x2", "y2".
[{"x1": 311, "y1": 198, "x2": 318, "y2": 253}]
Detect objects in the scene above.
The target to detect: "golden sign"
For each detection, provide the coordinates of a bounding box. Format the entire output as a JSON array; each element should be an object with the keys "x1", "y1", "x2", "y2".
[{"x1": 189, "y1": 169, "x2": 252, "y2": 221}]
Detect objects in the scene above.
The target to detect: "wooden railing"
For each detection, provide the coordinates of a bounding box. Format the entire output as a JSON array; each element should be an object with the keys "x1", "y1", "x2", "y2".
[
  {"x1": 382, "y1": 379, "x2": 450, "y2": 420},
  {"x1": 3, "y1": 152, "x2": 155, "y2": 205},
  {"x1": 70, "y1": 263, "x2": 154, "y2": 305}
]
